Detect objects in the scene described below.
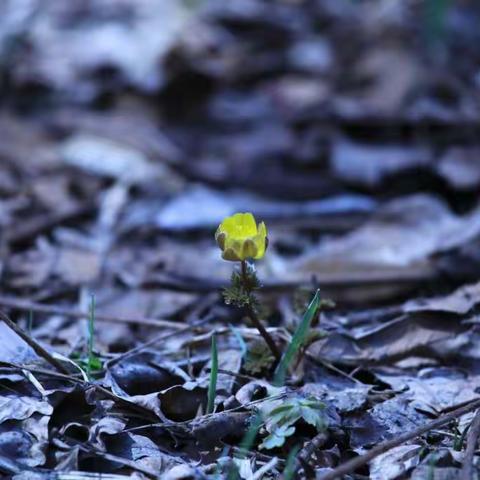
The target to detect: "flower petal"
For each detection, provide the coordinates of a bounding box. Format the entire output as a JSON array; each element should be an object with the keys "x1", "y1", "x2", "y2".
[
  {"x1": 253, "y1": 221, "x2": 268, "y2": 259},
  {"x1": 257, "y1": 221, "x2": 267, "y2": 238},
  {"x1": 222, "y1": 247, "x2": 241, "y2": 262},
  {"x1": 236, "y1": 213, "x2": 257, "y2": 236},
  {"x1": 215, "y1": 213, "x2": 267, "y2": 262},
  {"x1": 242, "y1": 238, "x2": 258, "y2": 259},
  {"x1": 215, "y1": 231, "x2": 226, "y2": 250}
]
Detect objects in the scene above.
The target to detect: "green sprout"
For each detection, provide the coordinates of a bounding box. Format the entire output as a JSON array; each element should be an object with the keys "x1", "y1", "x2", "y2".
[
  {"x1": 84, "y1": 294, "x2": 102, "y2": 377},
  {"x1": 274, "y1": 290, "x2": 323, "y2": 386},
  {"x1": 207, "y1": 332, "x2": 218, "y2": 414}
]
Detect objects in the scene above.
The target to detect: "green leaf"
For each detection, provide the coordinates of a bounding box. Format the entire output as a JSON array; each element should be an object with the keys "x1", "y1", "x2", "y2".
[
  {"x1": 300, "y1": 401, "x2": 326, "y2": 429},
  {"x1": 87, "y1": 355, "x2": 102, "y2": 372},
  {"x1": 259, "y1": 395, "x2": 327, "y2": 450},
  {"x1": 260, "y1": 425, "x2": 295, "y2": 449},
  {"x1": 274, "y1": 289, "x2": 321, "y2": 386},
  {"x1": 207, "y1": 332, "x2": 218, "y2": 414}
]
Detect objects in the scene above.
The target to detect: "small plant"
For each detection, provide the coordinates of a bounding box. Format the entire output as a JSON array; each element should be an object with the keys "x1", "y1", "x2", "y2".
[
  {"x1": 215, "y1": 212, "x2": 281, "y2": 361},
  {"x1": 73, "y1": 294, "x2": 102, "y2": 378},
  {"x1": 274, "y1": 290, "x2": 321, "y2": 386},
  {"x1": 259, "y1": 395, "x2": 327, "y2": 450},
  {"x1": 274, "y1": 290, "x2": 332, "y2": 386},
  {"x1": 207, "y1": 332, "x2": 218, "y2": 414},
  {"x1": 86, "y1": 294, "x2": 102, "y2": 376}
]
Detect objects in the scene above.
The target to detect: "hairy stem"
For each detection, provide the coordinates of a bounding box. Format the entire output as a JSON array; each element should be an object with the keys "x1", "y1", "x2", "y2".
[{"x1": 240, "y1": 260, "x2": 281, "y2": 361}]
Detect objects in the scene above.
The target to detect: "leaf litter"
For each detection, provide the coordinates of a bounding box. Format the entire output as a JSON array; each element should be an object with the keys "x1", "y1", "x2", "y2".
[{"x1": 2, "y1": 0, "x2": 480, "y2": 478}]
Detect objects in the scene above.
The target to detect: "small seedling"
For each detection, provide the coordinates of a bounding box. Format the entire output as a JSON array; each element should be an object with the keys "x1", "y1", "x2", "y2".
[
  {"x1": 72, "y1": 294, "x2": 102, "y2": 378},
  {"x1": 274, "y1": 290, "x2": 324, "y2": 386},
  {"x1": 259, "y1": 395, "x2": 326, "y2": 450},
  {"x1": 207, "y1": 332, "x2": 218, "y2": 414}
]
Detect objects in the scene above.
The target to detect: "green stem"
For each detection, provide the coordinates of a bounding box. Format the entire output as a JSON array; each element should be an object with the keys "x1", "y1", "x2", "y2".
[
  {"x1": 240, "y1": 260, "x2": 281, "y2": 361},
  {"x1": 87, "y1": 294, "x2": 96, "y2": 377}
]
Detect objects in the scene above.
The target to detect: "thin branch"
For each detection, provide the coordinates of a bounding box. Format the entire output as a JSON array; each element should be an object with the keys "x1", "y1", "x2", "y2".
[
  {"x1": 107, "y1": 315, "x2": 212, "y2": 367},
  {"x1": 460, "y1": 409, "x2": 480, "y2": 480},
  {"x1": 0, "y1": 294, "x2": 184, "y2": 329},
  {"x1": 318, "y1": 397, "x2": 480, "y2": 480},
  {"x1": 0, "y1": 311, "x2": 70, "y2": 374},
  {"x1": 293, "y1": 432, "x2": 329, "y2": 478},
  {"x1": 52, "y1": 437, "x2": 159, "y2": 479}
]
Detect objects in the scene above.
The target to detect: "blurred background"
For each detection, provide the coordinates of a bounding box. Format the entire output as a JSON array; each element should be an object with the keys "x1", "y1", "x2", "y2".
[{"x1": 1, "y1": 0, "x2": 480, "y2": 309}]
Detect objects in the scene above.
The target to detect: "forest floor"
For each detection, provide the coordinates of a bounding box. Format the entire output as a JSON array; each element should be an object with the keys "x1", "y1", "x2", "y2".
[{"x1": 1, "y1": 1, "x2": 480, "y2": 479}]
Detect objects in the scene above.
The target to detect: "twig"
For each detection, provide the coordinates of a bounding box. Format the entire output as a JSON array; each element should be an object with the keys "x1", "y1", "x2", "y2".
[
  {"x1": 305, "y1": 353, "x2": 363, "y2": 385},
  {"x1": 293, "y1": 432, "x2": 329, "y2": 478},
  {"x1": 0, "y1": 311, "x2": 70, "y2": 374},
  {"x1": 205, "y1": 367, "x2": 259, "y2": 382},
  {"x1": 108, "y1": 315, "x2": 212, "y2": 367},
  {"x1": 460, "y1": 409, "x2": 480, "y2": 480},
  {"x1": 252, "y1": 457, "x2": 278, "y2": 479},
  {"x1": 240, "y1": 260, "x2": 281, "y2": 361},
  {"x1": 318, "y1": 397, "x2": 480, "y2": 480},
  {"x1": 52, "y1": 437, "x2": 159, "y2": 479},
  {"x1": 0, "y1": 295, "x2": 184, "y2": 329}
]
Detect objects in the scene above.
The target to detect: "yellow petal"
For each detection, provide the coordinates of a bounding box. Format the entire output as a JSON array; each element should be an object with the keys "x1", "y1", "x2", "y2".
[
  {"x1": 220, "y1": 212, "x2": 257, "y2": 238},
  {"x1": 253, "y1": 221, "x2": 268, "y2": 259},
  {"x1": 215, "y1": 213, "x2": 267, "y2": 262},
  {"x1": 242, "y1": 238, "x2": 258, "y2": 259},
  {"x1": 257, "y1": 221, "x2": 267, "y2": 239},
  {"x1": 222, "y1": 247, "x2": 241, "y2": 262},
  {"x1": 218, "y1": 215, "x2": 235, "y2": 233},
  {"x1": 215, "y1": 231, "x2": 226, "y2": 250},
  {"x1": 236, "y1": 212, "x2": 257, "y2": 236}
]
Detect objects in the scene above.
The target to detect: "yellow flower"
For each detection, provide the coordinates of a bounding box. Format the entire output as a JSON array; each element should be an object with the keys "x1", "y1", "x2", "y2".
[{"x1": 215, "y1": 212, "x2": 268, "y2": 262}]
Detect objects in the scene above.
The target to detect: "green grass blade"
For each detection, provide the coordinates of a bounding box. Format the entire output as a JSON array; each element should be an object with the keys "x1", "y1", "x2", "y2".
[
  {"x1": 87, "y1": 294, "x2": 96, "y2": 378},
  {"x1": 283, "y1": 444, "x2": 301, "y2": 480},
  {"x1": 274, "y1": 289, "x2": 321, "y2": 386},
  {"x1": 238, "y1": 413, "x2": 263, "y2": 456},
  {"x1": 424, "y1": 0, "x2": 451, "y2": 49},
  {"x1": 207, "y1": 332, "x2": 218, "y2": 414},
  {"x1": 228, "y1": 323, "x2": 247, "y2": 357}
]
